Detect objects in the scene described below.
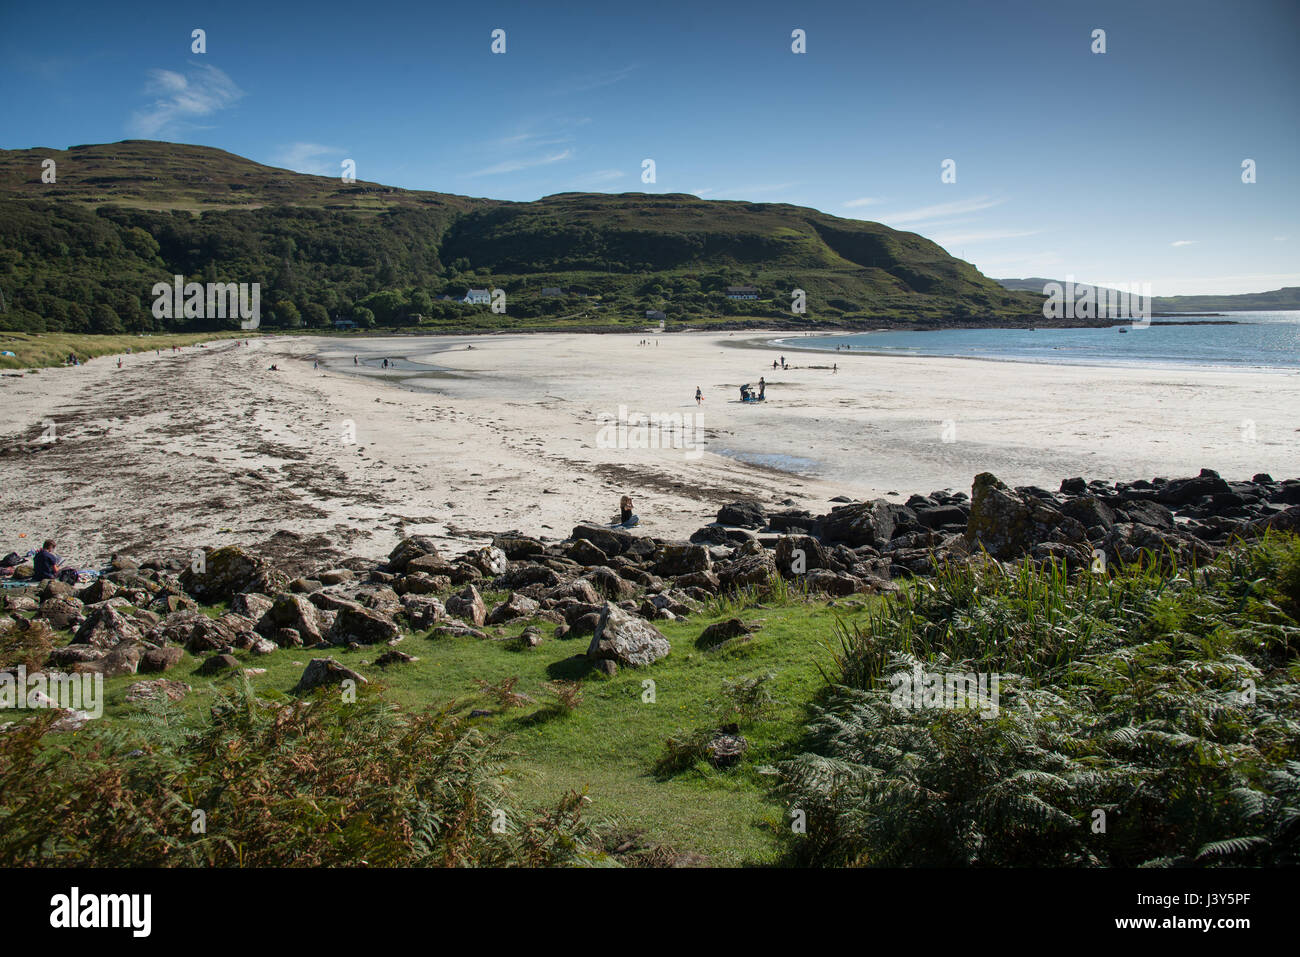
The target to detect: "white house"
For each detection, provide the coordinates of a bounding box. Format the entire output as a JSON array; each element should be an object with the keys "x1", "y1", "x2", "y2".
[
  {"x1": 645, "y1": 309, "x2": 666, "y2": 320},
  {"x1": 726, "y1": 285, "x2": 759, "y2": 300},
  {"x1": 463, "y1": 289, "x2": 491, "y2": 305}
]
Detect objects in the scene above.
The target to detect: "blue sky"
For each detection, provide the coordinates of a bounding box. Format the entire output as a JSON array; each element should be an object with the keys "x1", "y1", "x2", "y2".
[{"x1": 3, "y1": 0, "x2": 1297, "y2": 295}]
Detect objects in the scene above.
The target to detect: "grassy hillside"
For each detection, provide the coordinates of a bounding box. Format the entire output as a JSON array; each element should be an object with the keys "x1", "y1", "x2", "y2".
[{"x1": 0, "y1": 140, "x2": 1041, "y2": 334}]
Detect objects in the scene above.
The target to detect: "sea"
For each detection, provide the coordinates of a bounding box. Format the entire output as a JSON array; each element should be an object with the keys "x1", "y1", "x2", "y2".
[{"x1": 772, "y1": 311, "x2": 1300, "y2": 371}]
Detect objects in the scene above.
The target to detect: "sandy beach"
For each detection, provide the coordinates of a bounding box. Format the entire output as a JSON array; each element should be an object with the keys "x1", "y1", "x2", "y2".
[{"x1": 2, "y1": 330, "x2": 1297, "y2": 570}]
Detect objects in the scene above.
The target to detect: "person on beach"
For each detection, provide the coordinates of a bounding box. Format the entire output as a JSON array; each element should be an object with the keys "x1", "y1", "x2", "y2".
[
  {"x1": 758, "y1": 377, "x2": 766, "y2": 400},
  {"x1": 773, "y1": 359, "x2": 778, "y2": 370},
  {"x1": 116, "y1": 358, "x2": 122, "y2": 368},
  {"x1": 33, "y1": 540, "x2": 62, "y2": 581},
  {"x1": 618, "y1": 495, "x2": 638, "y2": 527},
  {"x1": 313, "y1": 360, "x2": 319, "y2": 369},
  {"x1": 353, "y1": 356, "x2": 358, "y2": 365},
  {"x1": 833, "y1": 363, "x2": 838, "y2": 374},
  {"x1": 695, "y1": 386, "x2": 702, "y2": 405}
]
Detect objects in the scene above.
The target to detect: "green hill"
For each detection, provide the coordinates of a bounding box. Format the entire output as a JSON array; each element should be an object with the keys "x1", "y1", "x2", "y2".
[
  {"x1": 997, "y1": 277, "x2": 1300, "y2": 313},
  {"x1": 0, "y1": 140, "x2": 1041, "y2": 333}
]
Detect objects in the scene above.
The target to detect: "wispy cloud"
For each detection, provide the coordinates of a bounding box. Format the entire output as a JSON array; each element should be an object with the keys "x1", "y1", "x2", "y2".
[
  {"x1": 468, "y1": 149, "x2": 574, "y2": 177},
  {"x1": 692, "y1": 188, "x2": 714, "y2": 197},
  {"x1": 1275, "y1": 236, "x2": 1289, "y2": 242},
  {"x1": 272, "y1": 142, "x2": 347, "y2": 177},
  {"x1": 843, "y1": 197, "x2": 881, "y2": 208},
  {"x1": 576, "y1": 169, "x2": 626, "y2": 185},
  {"x1": 1170, "y1": 240, "x2": 1198, "y2": 247},
  {"x1": 931, "y1": 228, "x2": 1040, "y2": 246},
  {"x1": 549, "y1": 65, "x2": 639, "y2": 96},
  {"x1": 128, "y1": 63, "x2": 243, "y2": 137},
  {"x1": 876, "y1": 195, "x2": 1004, "y2": 229}
]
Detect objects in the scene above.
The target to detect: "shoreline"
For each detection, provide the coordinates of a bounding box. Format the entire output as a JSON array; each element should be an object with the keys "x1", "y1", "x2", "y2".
[{"x1": 3, "y1": 330, "x2": 1298, "y2": 569}]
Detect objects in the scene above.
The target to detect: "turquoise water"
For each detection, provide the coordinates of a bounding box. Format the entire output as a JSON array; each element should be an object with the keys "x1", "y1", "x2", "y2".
[{"x1": 774, "y1": 311, "x2": 1300, "y2": 370}]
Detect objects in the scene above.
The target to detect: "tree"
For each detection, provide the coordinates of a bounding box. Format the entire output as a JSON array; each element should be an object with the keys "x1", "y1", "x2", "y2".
[
  {"x1": 352, "y1": 306, "x2": 375, "y2": 329},
  {"x1": 89, "y1": 303, "x2": 123, "y2": 334},
  {"x1": 274, "y1": 301, "x2": 301, "y2": 328},
  {"x1": 302, "y1": 303, "x2": 330, "y2": 328}
]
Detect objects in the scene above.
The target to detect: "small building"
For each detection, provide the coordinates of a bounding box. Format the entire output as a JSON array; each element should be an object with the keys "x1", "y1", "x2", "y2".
[
  {"x1": 645, "y1": 309, "x2": 666, "y2": 321},
  {"x1": 463, "y1": 288, "x2": 492, "y2": 305},
  {"x1": 333, "y1": 319, "x2": 356, "y2": 330},
  {"x1": 726, "y1": 285, "x2": 759, "y2": 300},
  {"x1": 542, "y1": 287, "x2": 565, "y2": 297}
]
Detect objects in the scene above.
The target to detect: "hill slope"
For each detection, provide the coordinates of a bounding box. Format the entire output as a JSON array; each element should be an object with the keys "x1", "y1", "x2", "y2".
[{"x1": 0, "y1": 140, "x2": 1040, "y2": 333}]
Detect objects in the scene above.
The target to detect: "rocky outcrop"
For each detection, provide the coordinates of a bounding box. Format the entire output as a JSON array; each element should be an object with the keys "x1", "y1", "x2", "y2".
[{"x1": 587, "y1": 604, "x2": 670, "y2": 667}]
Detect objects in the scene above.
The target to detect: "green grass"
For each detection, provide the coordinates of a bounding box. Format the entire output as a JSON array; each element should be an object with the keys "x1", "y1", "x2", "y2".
[
  {"x1": 0, "y1": 330, "x2": 251, "y2": 370},
  {"x1": 56, "y1": 591, "x2": 868, "y2": 865}
]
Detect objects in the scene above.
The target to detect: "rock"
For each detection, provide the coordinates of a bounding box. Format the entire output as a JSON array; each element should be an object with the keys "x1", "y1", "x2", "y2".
[
  {"x1": 545, "y1": 579, "x2": 602, "y2": 605},
  {"x1": 73, "y1": 605, "x2": 144, "y2": 649},
  {"x1": 593, "y1": 659, "x2": 618, "y2": 677},
  {"x1": 705, "y1": 726, "x2": 749, "y2": 768},
  {"x1": 587, "y1": 604, "x2": 670, "y2": 667},
  {"x1": 717, "y1": 500, "x2": 766, "y2": 529},
  {"x1": 696, "y1": 618, "x2": 758, "y2": 649},
  {"x1": 1120, "y1": 500, "x2": 1176, "y2": 530},
  {"x1": 230, "y1": 592, "x2": 274, "y2": 621},
  {"x1": 565, "y1": 538, "x2": 609, "y2": 566},
  {"x1": 77, "y1": 578, "x2": 117, "y2": 604},
  {"x1": 37, "y1": 579, "x2": 75, "y2": 600},
  {"x1": 387, "y1": 536, "x2": 440, "y2": 573},
  {"x1": 125, "y1": 679, "x2": 190, "y2": 703},
  {"x1": 804, "y1": 569, "x2": 861, "y2": 596},
  {"x1": 36, "y1": 595, "x2": 85, "y2": 630},
  {"x1": 653, "y1": 543, "x2": 712, "y2": 577},
  {"x1": 196, "y1": 653, "x2": 240, "y2": 676},
  {"x1": 496, "y1": 562, "x2": 561, "y2": 589},
  {"x1": 569, "y1": 524, "x2": 638, "y2": 557},
  {"x1": 327, "y1": 601, "x2": 400, "y2": 646},
  {"x1": 258, "y1": 593, "x2": 325, "y2": 644},
  {"x1": 965, "y1": 472, "x2": 1080, "y2": 560},
  {"x1": 820, "y1": 499, "x2": 897, "y2": 548},
  {"x1": 74, "y1": 640, "x2": 146, "y2": 678},
  {"x1": 914, "y1": 504, "x2": 969, "y2": 529},
  {"x1": 317, "y1": 568, "x2": 355, "y2": 585},
  {"x1": 492, "y1": 534, "x2": 547, "y2": 559},
  {"x1": 773, "y1": 535, "x2": 828, "y2": 576},
  {"x1": 717, "y1": 551, "x2": 778, "y2": 591},
  {"x1": 518, "y1": 626, "x2": 544, "y2": 648},
  {"x1": 397, "y1": 572, "x2": 452, "y2": 595},
  {"x1": 184, "y1": 614, "x2": 255, "y2": 654},
  {"x1": 1, "y1": 595, "x2": 38, "y2": 615},
  {"x1": 1249, "y1": 505, "x2": 1300, "y2": 535},
  {"x1": 374, "y1": 649, "x2": 418, "y2": 667},
  {"x1": 401, "y1": 595, "x2": 446, "y2": 630},
  {"x1": 274, "y1": 627, "x2": 303, "y2": 648},
  {"x1": 486, "y1": 592, "x2": 540, "y2": 625},
  {"x1": 1059, "y1": 477, "x2": 1088, "y2": 496},
  {"x1": 406, "y1": 552, "x2": 455, "y2": 576},
  {"x1": 289, "y1": 577, "x2": 324, "y2": 594},
  {"x1": 445, "y1": 584, "x2": 487, "y2": 627},
  {"x1": 46, "y1": 645, "x2": 106, "y2": 667},
  {"x1": 465, "y1": 546, "x2": 509, "y2": 578},
  {"x1": 292, "y1": 657, "x2": 368, "y2": 695},
  {"x1": 1059, "y1": 496, "x2": 1116, "y2": 531},
  {"x1": 1156, "y1": 473, "x2": 1231, "y2": 506},
  {"x1": 179, "y1": 546, "x2": 266, "y2": 602},
  {"x1": 140, "y1": 646, "x2": 184, "y2": 673},
  {"x1": 249, "y1": 637, "x2": 278, "y2": 655},
  {"x1": 580, "y1": 566, "x2": 635, "y2": 601}
]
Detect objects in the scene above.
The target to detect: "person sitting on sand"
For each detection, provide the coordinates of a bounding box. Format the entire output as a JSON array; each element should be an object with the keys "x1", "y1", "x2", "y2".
[
  {"x1": 618, "y1": 495, "x2": 638, "y2": 527},
  {"x1": 33, "y1": 540, "x2": 62, "y2": 581},
  {"x1": 740, "y1": 383, "x2": 752, "y2": 401}
]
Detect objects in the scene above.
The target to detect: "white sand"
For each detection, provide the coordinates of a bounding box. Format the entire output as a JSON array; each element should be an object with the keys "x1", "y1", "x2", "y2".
[{"x1": 2, "y1": 330, "x2": 1297, "y2": 568}]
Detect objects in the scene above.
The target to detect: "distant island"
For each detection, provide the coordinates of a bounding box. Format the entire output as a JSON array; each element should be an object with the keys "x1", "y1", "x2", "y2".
[{"x1": 997, "y1": 278, "x2": 1300, "y2": 313}]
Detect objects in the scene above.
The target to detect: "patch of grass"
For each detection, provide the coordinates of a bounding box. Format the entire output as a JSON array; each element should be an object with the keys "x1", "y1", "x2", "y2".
[{"x1": 0, "y1": 330, "x2": 249, "y2": 370}]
